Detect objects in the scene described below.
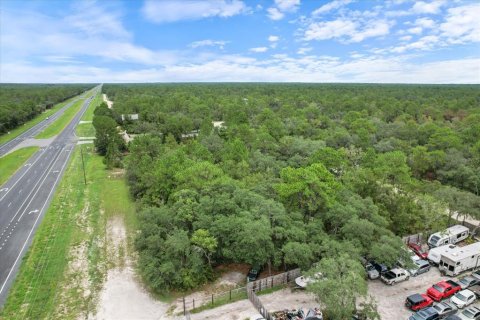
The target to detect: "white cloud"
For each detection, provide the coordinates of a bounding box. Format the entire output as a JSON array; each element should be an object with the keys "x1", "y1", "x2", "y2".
[
  {"x1": 391, "y1": 35, "x2": 440, "y2": 53},
  {"x1": 407, "y1": 27, "x2": 423, "y2": 35},
  {"x1": 304, "y1": 19, "x2": 357, "y2": 41},
  {"x1": 274, "y1": 0, "x2": 300, "y2": 12},
  {"x1": 411, "y1": 1, "x2": 445, "y2": 14},
  {"x1": 250, "y1": 47, "x2": 268, "y2": 53},
  {"x1": 2, "y1": 55, "x2": 479, "y2": 84},
  {"x1": 297, "y1": 47, "x2": 312, "y2": 55},
  {"x1": 415, "y1": 17, "x2": 436, "y2": 29},
  {"x1": 267, "y1": 7, "x2": 284, "y2": 20},
  {"x1": 141, "y1": 0, "x2": 249, "y2": 23},
  {"x1": 268, "y1": 35, "x2": 280, "y2": 42},
  {"x1": 440, "y1": 3, "x2": 480, "y2": 44},
  {"x1": 349, "y1": 20, "x2": 390, "y2": 42},
  {"x1": 304, "y1": 19, "x2": 390, "y2": 43},
  {"x1": 312, "y1": 0, "x2": 352, "y2": 16},
  {"x1": 190, "y1": 40, "x2": 228, "y2": 49},
  {"x1": 400, "y1": 35, "x2": 412, "y2": 41},
  {"x1": 267, "y1": 0, "x2": 300, "y2": 20}
]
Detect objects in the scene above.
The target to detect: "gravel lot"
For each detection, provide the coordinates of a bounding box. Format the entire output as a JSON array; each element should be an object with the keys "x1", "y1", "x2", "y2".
[{"x1": 368, "y1": 267, "x2": 480, "y2": 320}]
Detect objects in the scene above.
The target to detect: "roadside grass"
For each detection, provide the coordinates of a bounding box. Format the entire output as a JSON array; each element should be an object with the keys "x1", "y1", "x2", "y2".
[
  {"x1": 35, "y1": 99, "x2": 84, "y2": 139},
  {"x1": 76, "y1": 124, "x2": 96, "y2": 137},
  {"x1": 76, "y1": 91, "x2": 102, "y2": 138},
  {"x1": 0, "y1": 96, "x2": 79, "y2": 145},
  {"x1": 0, "y1": 147, "x2": 38, "y2": 186},
  {"x1": 0, "y1": 144, "x2": 137, "y2": 319}
]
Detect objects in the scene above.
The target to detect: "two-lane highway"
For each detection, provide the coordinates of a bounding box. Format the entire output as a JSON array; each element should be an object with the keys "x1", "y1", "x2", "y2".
[{"x1": 0, "y1": 86, "x2": 100, "y2": 306}]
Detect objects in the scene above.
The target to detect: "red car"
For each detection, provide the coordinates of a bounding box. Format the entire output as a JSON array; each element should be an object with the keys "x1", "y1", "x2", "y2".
[
  {"x1": 426, "y1": 280, "x2": 461, "y2": 301},
  {"x1": 408, "y1": 242, "x2": 429, "y2": 260},
  {"x1": 405, "y1": 293, "x2": 433, "y2": 311}
]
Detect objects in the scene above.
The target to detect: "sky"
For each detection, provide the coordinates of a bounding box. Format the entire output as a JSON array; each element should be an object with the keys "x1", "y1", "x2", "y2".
[{"x1": 1, "y1": 0, "x2": 479, "y2": 83}]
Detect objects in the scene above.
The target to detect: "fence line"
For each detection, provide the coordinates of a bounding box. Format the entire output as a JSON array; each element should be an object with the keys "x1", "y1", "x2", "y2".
[{"x1": 181, "y1": 268, "x2": 301, "y2": 315}]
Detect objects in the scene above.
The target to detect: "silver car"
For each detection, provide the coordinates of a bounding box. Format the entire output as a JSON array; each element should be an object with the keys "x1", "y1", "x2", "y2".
[{"x1": 366, "y1": 263, "x2": 379, "y2": 280}]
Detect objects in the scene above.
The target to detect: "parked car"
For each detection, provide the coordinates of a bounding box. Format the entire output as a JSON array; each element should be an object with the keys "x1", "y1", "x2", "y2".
[
  {"x1": 469, "y1": 285, "x2": 480, "y2": 297},
  {"x1": 471, "y1": 271, "x2": 480, "y2": 281},
  {"x1": 409, "y1": 242, "x2": 429, "y2": 260},
  {"x1": 409, "y1": 259, "x2": 432, "y2": 277},
  {"x1": 450, "y1": 289, "x2": 476, "y2": 309},
  {"x1": 406, "y1": 293, "x2": 434, "y2": 311},
  {"x1": 457, "y1": 306, "x2": 480, "y2": 320},
  {"x1": 458, "y1": 276, "x2": 480, "y2": 289},
  {"x1": 381, "y1": 267, "x2": 409, "y2": 285},
  {"x1": 432, "y1": 302, "x2": 457, "y2": 318},
  {"x1": 294, "y1": 272, "x2": 323, "y2": 289},
  {"x1": 409, "y1": 307, "x2": 440, "y2": 320},
  {"x1": 247, "y1": 265, "x2": 261, "y2": 282},
  {"x1": 371, "y1": 261, "x2": 389, "y2": 274},
  {"x1": 365, "y1": 263, "x2": 379, "y2": 280},
  {"x1": 444, "y1": 316, "x2": 462, "y2": 320},
  {"x1": 427, "y1": 280, "x2": 462, "y2": 301}
]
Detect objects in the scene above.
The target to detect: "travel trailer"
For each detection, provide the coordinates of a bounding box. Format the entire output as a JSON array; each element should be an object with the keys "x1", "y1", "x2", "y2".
[
  {"x1": 428, "y1": 225, "x2": 469, "y2": 248},
  {"x1": 439, "y1": 242, "x2": 480, "y2": 276},
  {"x1": 428, "y1": 245, "x2": 459, "y2": 265}
]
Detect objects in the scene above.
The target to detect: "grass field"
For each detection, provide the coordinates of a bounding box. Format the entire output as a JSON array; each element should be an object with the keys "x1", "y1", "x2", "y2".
[
  {"x1": 75, "y1": 124, "x2": 96, "y2": 137},
  {"x1": 76, "y1": 90, "x2": 102, "y2": 138},
  {"x1": 0, "y1": 147, "x2": 39, "y2": 186},
  {"x1": 35, "y1": 99, "x2": 84, "y2": 139},
  {"x1": 0, "y1": 97, "x2": 80, "y2": 145},
  {"x1": 0, "y1": 145, "x2": 137, "y2": 319}
]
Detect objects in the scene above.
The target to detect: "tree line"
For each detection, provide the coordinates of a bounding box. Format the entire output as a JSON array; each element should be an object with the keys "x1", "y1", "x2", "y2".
[{"x1": 0, "y1": 84, "x2": 94, "y2": 134}]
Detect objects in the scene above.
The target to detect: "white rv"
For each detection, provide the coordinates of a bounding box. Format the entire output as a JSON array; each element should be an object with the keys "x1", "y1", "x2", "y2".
[
  {"x1": 428, "y1": 225, "x2": 470, "y2": 248},
  {"x1": 428, "y1": 244, "x2": 459, "y2": 265},
  {"x1": 439, "y1": 242, "x2": 480, "y2": 276}
]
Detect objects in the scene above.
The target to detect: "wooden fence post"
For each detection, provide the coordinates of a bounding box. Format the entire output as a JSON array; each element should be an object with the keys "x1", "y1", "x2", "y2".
[
  {"x1": 183, "y1": 297, "x2": 186, "y2": 315},
  {"x1": 211, "y1": 294, "x2": 214, "y2": 305},
  {"x1": 229, "y1": 289, "x2": 232, "y2": 300},
  {"x1": 193, "y1": 299, "x2": 195, "y2": 309}
]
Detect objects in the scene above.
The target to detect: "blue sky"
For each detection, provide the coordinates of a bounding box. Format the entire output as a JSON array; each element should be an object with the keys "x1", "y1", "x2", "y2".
[{"x1": 1, "y1": 0, "x2": 479, "y2": 83}]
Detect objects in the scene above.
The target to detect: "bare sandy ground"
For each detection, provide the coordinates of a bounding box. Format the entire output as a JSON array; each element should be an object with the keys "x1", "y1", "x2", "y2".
[{"x1": 103, "y1": 94, "x2": 113, "y2": 109}]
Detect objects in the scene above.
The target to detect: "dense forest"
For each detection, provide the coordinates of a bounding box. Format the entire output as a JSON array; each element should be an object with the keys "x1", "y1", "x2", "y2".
[
  {"x1": 99, "y1": 83, "x2": 480, "y2": 314},
  {"x1": 0, "y1": 84, "x2": 94, "y2": 134}
]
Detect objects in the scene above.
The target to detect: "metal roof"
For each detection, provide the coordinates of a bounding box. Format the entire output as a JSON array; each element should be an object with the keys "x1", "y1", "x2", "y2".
[{"x1": 441, "y1": 242, "x2": 480, "y2": 262}]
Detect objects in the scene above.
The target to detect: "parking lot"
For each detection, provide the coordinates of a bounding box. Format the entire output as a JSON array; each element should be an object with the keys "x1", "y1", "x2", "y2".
[{"x1": 368, "y1": 268, "x2": 480, "y2": 319}]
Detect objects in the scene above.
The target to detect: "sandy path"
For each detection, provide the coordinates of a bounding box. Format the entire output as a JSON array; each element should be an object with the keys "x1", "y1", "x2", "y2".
[
  {"x1": 91, "y1": 216, "x2": 171, "y2": 320},
  {"x1": 102, "y1": 94, "x2": 113, "y2": 109}
]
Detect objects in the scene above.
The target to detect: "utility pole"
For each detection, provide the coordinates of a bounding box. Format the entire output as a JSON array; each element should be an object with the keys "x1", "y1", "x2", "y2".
[{"x1": 81, "y1": 146, "x2": 87, "y2": 185}]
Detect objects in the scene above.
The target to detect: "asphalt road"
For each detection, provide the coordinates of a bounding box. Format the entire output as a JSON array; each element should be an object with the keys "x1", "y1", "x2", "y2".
[
  {"x1": 0, "y1": 90, "x2": 91, "y2": 157},
  {"x1": 0, "y1": 86, "x2": 100, "y2": 307}
]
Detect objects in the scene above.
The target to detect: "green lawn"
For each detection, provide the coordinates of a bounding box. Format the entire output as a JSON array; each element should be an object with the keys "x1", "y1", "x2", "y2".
[
  {"x1": 0, "y1": 146, "x2": 137, "y2": 319},
  {"x1": 0, "y1": 97, "x2": 79, "y2": 145},
  {"x1": 35, "y1": 99, "x2": 84, "y2": 139},
  {"x1": 0, "y1": 147, "x2": 39, "y2": 186},
  {"x1": 75, "y1": 124, "x2": 96, "y2": 137}
]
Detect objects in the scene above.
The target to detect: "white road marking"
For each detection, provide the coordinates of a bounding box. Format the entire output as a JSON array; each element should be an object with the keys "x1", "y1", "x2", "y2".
[
  {"x1": 27, "y1": 209, "x2": 39, "y2": 215},
  {"x1": 0, "y1": 146, "x2": 73, "y2": 297}
]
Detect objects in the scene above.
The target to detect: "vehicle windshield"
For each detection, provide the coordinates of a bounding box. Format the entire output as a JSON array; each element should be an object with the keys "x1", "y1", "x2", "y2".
[
  {"x1": 430, "y1": 235, "x2": 440, "y2": 245},
  {"x1": 459, "y1": 278, "x2": 469, "y2": 285},
  {"x1": 366, "y1": 265, "x2": 375, "y2": 271},
  {"x1": 432, "y1": 284, "x2": 445, "y2": 292},
  {"x1": 383, "y1": 271, "x2": 395, "y2": 279},
  {"x1": 462, "y1": 310, "x2": 474, "y2": 318},
  {"x1": 455, "y1": 293, "x2": 467, "y2": 301},
  {"x1": 411, "y1": 313, "x2": 426, "y2": 320}
]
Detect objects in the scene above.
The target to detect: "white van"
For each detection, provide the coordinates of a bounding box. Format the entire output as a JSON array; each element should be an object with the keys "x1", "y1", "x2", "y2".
[{"x1": 428, "y1": 225, "x2": 469, "y2": 248}]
